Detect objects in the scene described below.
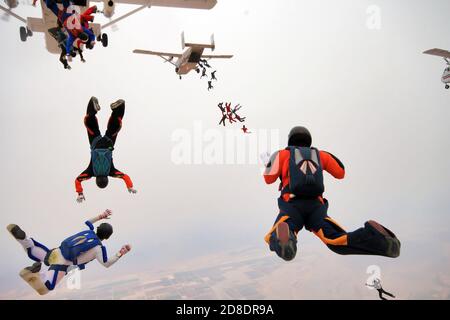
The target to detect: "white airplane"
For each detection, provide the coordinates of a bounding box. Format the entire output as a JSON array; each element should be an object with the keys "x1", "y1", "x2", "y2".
[
  {"x1": 423, "y1": 48, "x2": 450, "y2": 89},
  {"x1": 0, "y1": 0, "x2": 217, "y2": 54},
  {"x1": 133, "y1": 32, "x2": 233, "y2": 79}
]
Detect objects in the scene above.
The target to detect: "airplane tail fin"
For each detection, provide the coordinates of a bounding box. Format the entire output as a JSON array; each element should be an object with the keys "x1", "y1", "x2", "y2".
[
  {"x1": 181, "y1": 31, "x2": 185, "y2": 49},
  {"x1": 210, "y1": 34, "x2": 215, "y2": 51},
  {"x1": 181, "y1": 32, "x2": 215, "y2": 50}
]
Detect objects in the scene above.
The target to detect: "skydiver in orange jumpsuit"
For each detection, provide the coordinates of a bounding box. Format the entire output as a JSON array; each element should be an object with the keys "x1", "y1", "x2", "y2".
[{"x1": 263, "y1": 126, "x2": 401, "y2": 261}]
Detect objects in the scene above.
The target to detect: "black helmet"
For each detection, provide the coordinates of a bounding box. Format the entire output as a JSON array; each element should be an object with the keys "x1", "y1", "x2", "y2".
[
  {"x1": 96, "y1": 176, "x2": 109, "y2": 189},
  {"x1": 288, "y1": 126, "x2": 312, "y2": 147},
  {"x1": 96, "y1": 223, "x2": 113, "y2": 240},
  {"x1": 79, "y1": 32, "x2": 89, "y2": 43}
]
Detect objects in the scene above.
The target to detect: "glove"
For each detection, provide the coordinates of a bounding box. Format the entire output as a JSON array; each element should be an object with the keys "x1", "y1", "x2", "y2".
[
  {"x1": 118, "y1": 244, "x2": 131, "y2": 257},
  {"x1": 99, "y1": 209, "x2": 112, "y2": 220},
  {"x1": 128, "y1": 188, "x2": 137, "y2": 194},
  {"x1": 260, "y1": 151, "x2": 271, "y2": 167},
  {"x1": 76, "y1": 193, "x2": 85, "y2": 203}
]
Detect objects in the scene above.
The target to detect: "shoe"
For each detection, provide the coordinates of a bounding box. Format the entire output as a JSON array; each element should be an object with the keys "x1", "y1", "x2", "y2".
[
  {"x1": 7, "y1": 224, "x2": 26, "y2": 240},
  {"x1": 110, "y1": 99, "x2": 125, "y2": 110},
  {"x1": 22, "y1": 262, "x2": 42, "y2": 275},
  {"x1": 276, "y1": 221, "x2": 290, "y2": 245},
  {"x1": 367, "y1": 220, "x2": 401, "y2": 258},
  {"x1": 91, "y1": 96, "x2": 101, "y2": 111}
]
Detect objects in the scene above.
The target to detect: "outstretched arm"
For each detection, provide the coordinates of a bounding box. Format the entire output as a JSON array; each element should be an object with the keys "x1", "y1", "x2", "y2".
[
  {"x1": 75, "y1": 167, "x2": 93, "y2": 202},
  {"x1": 263, "y1": 150, "x2": 286, "y2": 185},
  {"x1": 85, "y1": 209, "x2": 112, "y2": 230},
  {"x1": 110, "y1": 168, "x2": 137, "y2": 194},
  {"x1": 319, "y1": 150, "x2": 345, "y2": 179},
  {"x1": 95, "y1": 244, "x2": 131, "y2": 268}
]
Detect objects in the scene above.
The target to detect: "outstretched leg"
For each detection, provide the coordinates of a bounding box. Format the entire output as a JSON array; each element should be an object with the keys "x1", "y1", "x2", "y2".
[
  {"x1": 85, "y1": 97, "x2": 101, "y2": 145},
  {"x1": 378, "y1": 290, "x2": 387, "y2": 300},
  {"x1": 309, "y1": 204, "x2": 401, "y2": 258},
  {"x1": 264, "y1": 199, "x2": 304, "y2": 261},
  {"x1": 380, "y1": 288, "x2": 395, "y2": 298},
  {"x1": 105, "y1": 99, "x2": 125, "y2": 146},
  {"x1": 7, "y1": 224, "x2": 49, "y2": 262}
]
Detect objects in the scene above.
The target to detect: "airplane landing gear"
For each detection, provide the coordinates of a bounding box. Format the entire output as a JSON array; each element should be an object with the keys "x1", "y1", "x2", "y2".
[
  {"x1": 97, "y1": 33, "x2": 109, "y2": 47},
  {"x1": 179, "y1": 75, "x2": 182, "y2": 80},
  {"x1": 195, "y1": 68, "x2": 200, "y2": 73},
  {"x1": 101, "y1": 33, "x2": 108, "y2": 47},
  {"x1": 20, "y1": 26, "x2": 32, "y2": 42},
  {"x1": 445, "y1": 84, "x2": 449, "y2": 89}
]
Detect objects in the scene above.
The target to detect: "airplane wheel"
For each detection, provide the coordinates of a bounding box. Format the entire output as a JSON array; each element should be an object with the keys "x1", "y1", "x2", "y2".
[
  {"x1": 20, "y1": 26, "x2": 27, "y2": 42},
  {"x1": 101, "y1": 33, "x2": 108, "y2": 47},
  {"x1": 446, "y1": 85, "x2": 449, "y2": 89},
  {"x1": 27, "y1": 28, "x2": 33, "y2": 37},
  {"x1": 196, "y1": 68, "x2": 200, "y2": 73}
]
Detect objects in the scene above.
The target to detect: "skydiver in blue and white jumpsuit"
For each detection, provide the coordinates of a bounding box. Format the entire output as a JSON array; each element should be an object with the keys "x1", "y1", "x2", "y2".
[{"x1": 7, "y1": 209, "x2": 131, "y2": 295}]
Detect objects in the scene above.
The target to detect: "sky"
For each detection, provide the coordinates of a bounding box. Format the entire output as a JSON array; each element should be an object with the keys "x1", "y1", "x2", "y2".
[{"x1": 0, "y1": 0, "x2": 449, "y2": 299}]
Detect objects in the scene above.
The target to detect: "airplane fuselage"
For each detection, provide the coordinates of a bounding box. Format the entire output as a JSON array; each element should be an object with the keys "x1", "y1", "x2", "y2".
[{"x1": 175, "y1": 46, "x2": 204, "y2": 75}]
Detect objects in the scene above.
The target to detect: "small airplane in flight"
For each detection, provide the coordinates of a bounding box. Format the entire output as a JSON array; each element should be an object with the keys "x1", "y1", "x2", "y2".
[
  {"x1": 423, "y1": 48, "x2": 450, "y2": 89},
  {"x1": 0, "y1": 0, "x2": 217, "y2": 54},
  {"x1": 133, "y1": 32, "x2": 233, "y2": 79}
]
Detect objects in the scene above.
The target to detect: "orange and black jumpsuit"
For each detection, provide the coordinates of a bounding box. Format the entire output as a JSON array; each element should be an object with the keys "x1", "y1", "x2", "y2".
[
  {"x1": 264, "y1": 148, "x2": 398, "y2": 257},
  {"x1": 75, "y1": 97, "x2": 133, "y2": 194}
]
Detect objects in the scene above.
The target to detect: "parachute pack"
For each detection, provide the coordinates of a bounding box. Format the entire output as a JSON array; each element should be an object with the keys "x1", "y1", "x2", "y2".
[
  {"x1": 90, "y1": 136, "x2": 113, "y2": 177},
  {"x1": 60, "y1": 230, "x2": 102, "y2": 264},
  {"x1": 285, "y1": 147, "x2": 324, "y2": 197}
]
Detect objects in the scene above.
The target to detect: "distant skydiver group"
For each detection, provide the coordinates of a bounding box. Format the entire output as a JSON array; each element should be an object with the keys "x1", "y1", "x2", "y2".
[
  {"x1": 217, "y1": 102, "x2": 251, "y2": 133},
  {"x1": 44, "y1": 0, "x2": 103, "y2": 70},
  {"x1": 198, "y1": 59, "x2": 218, "y2": 90}
]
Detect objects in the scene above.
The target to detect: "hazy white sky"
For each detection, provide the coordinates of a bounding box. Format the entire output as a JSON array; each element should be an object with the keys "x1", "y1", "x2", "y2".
[{"x1": 1, "y1": 0, "x2": 449, "y2": 298}]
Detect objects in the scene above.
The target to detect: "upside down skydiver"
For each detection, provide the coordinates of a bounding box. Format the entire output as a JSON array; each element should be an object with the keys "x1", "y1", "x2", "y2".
[{"x1": 263, "y1": 126, "x2": 401, "y2": 261}]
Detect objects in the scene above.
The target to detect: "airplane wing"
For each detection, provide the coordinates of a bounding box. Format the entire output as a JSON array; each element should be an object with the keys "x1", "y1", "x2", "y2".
[
  {"x1": 423, "y1": 48, "x2": 450, "y2": 59},
  {"x1": 202, "y1": 54, "x2": 234, "y2": 59},
  {"x1": 96, "y1": 0, "x2": 217, "y2": 9},
  {"x1": 133, "y1": 49, "x2": 182, "y2": 58}
]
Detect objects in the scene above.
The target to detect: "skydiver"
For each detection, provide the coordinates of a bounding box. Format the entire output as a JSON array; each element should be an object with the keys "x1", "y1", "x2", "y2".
[
  {"x1": 72, "y1": 33, "x2": 89, "y2": 63},
  {"x1": 7, "y1": 209, "x2": 131, "y2": 295},
  {"x1": 211, "y1": 70, "x2": 217, "y2": 81},
  {"x1": 366, "y1": 278, "x2": 396, "y2": 300},
  {"x1": 225, "y1": 102, "x2": 232, "y2": 114},
  {"x1": 241, "y1": 125, "x2": 251, "y2": 134},
  {"x1": 201, "y1": 68, "x2": 208, "y2": 79},
  {"x1": 75, "y1": 97, "x2": 137, "y2": 203},
  {"x1": 232, "y1": 104, "x2": 246, "y2": 122},
  {"x1": 201, "y1": 59, "x2": 211, "y2": 68},
  {"x1": 218, "y1": 103, "x2": 227, "y2": 126},
  {"x1": 44, "y1": 0, "x2": 72, "y2": 25},
  {"x1": 208, "y1": 81, "x2": 214, "y2": 91},
  {"x1": 48, "y1": 26, "x2": 71, "y2": 70},
  {"x1": 263, "y1": 126, "x2": 401, "y2": 262}
]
